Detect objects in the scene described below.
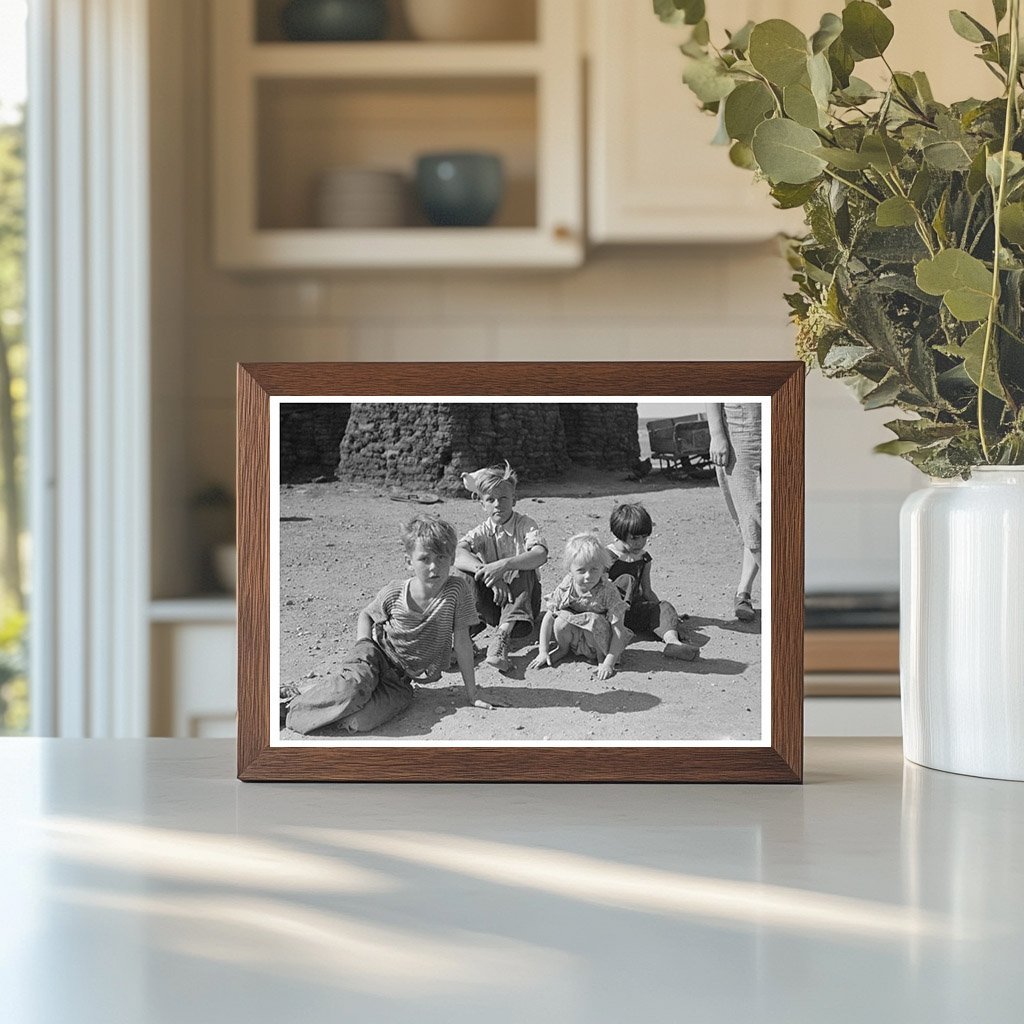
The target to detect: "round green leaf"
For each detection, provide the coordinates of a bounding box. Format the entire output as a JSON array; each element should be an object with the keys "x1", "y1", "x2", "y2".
[
  {"x1": 875, "y1": 197, "x2": 918, "y2": 228},
  {"x1": 682, "y1": 57, "x2": 736, "y2": 104},
  {"x1": 807, "y1": 52, "x2": 833, "y2": 109},
  {"x1": 813, "y1": 146, "x2": 872, "y2": 170},
  {"x1": 842, "y1": 1, "x2": 894, "y2": 59},
  {"x1": 751, "y1": 118, "x2": 828, "y2": 184},
  {"x1": 947, "y1": 326, "x2": 1005, "y2": 398},
  {"x1": 838, "y1": 76, "x2": 878, "y2": 104},
  {"x1": 783, "y1": 81, "x2": 823, "y2": 129},
  {"x1": 729, "y1": 140, "x2": 757, "y2": 170},
  {"x1": 723, "y1": 81, "x2": 775, "y2": 145},
  {"x1": 828, "y1": 35, "x2": 855, "y2": 88},
  {"x1": 860, "y1": 133, "x2": 904, "y2": 173},
  {"x1": 748, "y1": 20, "x2": 809, "y2": 86},
  {"x1": 771, "y1": 180, "x2": 820, "y2": 209},
  {"x1": 923, "y1": 141, "x2": 972, "y2": 172},
  {"x1": 810, "y1": 13, "x2": 843, "y2": 55},
  {"x1": 654, "y1": 0, "x2": 705, "y2": 26},
  {"x1": 986, "y1": 150, "x2": 1024, "y2": 190},
  {"x1": 999, "y1": 203, "x2": 1024, "y2": 245},
  {"x1": 949, "y1": 10, "x2": 994, "y2": 44},
  {"x1": 724, "y1": 20, "x2": 755, "y2": 53},
  {"x1": 915, "y1": 249, "x2": 993, "y2": 322}
]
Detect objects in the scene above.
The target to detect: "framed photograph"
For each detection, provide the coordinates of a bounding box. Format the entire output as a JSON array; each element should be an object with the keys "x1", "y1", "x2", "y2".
[{"x1": 237, "y1": 362, "x2": 803, "y2": 782}]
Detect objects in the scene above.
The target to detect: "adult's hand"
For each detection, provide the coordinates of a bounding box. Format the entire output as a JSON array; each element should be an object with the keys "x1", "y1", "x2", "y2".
[{"x1": 710, "y1": 437, "x2": 731, "y2": 467}]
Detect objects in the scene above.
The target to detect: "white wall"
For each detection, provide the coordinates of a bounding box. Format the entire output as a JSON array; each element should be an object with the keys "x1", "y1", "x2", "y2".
[{"x1": 152, "y1": 0, "x2": 920, "y2": 599}]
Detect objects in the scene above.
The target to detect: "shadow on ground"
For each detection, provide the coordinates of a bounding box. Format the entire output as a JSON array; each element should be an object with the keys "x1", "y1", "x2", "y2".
[
  {"x1": 685, "y1": 613, "x2": 762, "y2": 637},
  {"x1": 619, "y1": 649, "x2": 748, "y2": 677},
  {"x1": 515, "y1": 469, "x2": 718, "y2": 501},
  {"x1": 301, "y1": 684, "x2": 661, "y2": 739}
]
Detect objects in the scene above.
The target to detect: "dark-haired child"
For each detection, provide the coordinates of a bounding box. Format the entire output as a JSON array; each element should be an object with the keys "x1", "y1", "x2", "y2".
[
  {"x1": 606, "y1": 502, "x2": 699, "y2": 661},
  {"x1": 285, "y1": 513, "x2": 504, "y2": 736}
]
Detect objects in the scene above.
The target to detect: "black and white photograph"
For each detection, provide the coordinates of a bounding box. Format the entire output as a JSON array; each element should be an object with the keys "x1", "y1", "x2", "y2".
[{"x1": 271, "y1": 397, "x2": 770, "y2": 747}]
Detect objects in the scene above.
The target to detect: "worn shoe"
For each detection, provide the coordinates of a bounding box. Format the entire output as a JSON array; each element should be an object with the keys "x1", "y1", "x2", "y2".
[
  {"x1": 485, "y1": 630, "x2": 512, "y2": 672},
  {"x1": 734, "y1": 592, "x2": 755, "y2": 622},
  {"x1": 664, "y1": 641, "x2": 699, "y2": 661}
]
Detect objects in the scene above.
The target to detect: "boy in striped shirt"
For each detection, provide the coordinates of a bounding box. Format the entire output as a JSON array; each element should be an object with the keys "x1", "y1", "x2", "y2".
[{"x1": 286, "y1": 514, "x2": 504, "y2": 736}]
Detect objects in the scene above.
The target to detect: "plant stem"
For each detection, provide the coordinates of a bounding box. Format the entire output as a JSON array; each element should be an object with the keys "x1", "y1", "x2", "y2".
[
  {"x1": 997, "y1": 319, "x2": 1024, "y2": 345},
  {"x1": 968, "y1": 213, "x2": 994, "y2": 253},
  {"x1": 822, "y1": 167, "x2": 880, "y2": 205},
  {"x1": 884, "y1": 171, "x2": 938, "y2": 255},
  {"x1": 979, "y1": 0, "x2": 1021, "y2": 461},
  {"x1": 750, "y1": 69, "x2": 784, "y2": 117}
]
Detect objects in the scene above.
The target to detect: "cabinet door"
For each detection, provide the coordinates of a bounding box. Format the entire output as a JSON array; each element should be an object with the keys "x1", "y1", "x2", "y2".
[
  {"x1": 588, "y1": 0, "x2": 999, "y2": 244},
  {"x1": 588, "y1": 0, "x2": 813, "y2": 242}
]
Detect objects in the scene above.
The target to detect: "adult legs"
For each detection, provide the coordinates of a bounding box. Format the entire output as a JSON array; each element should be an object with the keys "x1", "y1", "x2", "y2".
[{"x1": 717, "y1": 438, "x2": 761, "y2": 620}]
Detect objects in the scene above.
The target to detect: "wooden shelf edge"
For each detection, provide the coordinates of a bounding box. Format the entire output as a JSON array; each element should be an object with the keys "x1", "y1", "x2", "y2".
[
  {"x1": 804, "y1": 628, "x2": 899, "y2": 675},
  {"x1": 216, "y1": 227, "x2": 584, "y2": 270},
  {"x1": 249, "y1": 42, "x2": 543, "y2": 78},
  {"x1": 150, "y1": 597, "x2": 237, "y2": 624}
]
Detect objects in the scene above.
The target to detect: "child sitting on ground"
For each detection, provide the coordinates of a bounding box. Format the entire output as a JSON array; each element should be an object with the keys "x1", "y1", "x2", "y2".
[
  {"x1": 285, "y1": 513, "x2": 503, "y2": 736},
  {"x1": 529, "y1": 532, "x2": 630, "y2": 681},
  {"x1": 455, "y1": 460, "x2": 548, "y2": 672},
  {"x1": 606, "y1": 502, "x2": 699, "y2": 661}
]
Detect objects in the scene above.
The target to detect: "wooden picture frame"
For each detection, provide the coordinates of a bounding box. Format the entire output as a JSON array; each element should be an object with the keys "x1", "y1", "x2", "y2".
[{"x1": 237, "y1": 362, "x2": 804, "y2": 782}]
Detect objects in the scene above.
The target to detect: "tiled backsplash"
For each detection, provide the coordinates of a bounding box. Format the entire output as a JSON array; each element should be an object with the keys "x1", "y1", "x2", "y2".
[{"x1": 179, "y1": 247, "x2": 917, "y2": 593}]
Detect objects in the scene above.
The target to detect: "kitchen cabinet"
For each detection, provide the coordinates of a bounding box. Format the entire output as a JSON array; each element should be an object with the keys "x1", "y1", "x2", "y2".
[
  {"x1": 150, "y1": 601, "x2": 237, "y2": 738},
  {"x1": 586, "y1": 0, "x2": 999, "y2": 244},
  {"x1": 587, "y1": 0, "x2": 810, "y2": 243},
  {"x1": 211, "y1": 0, "x2": 583, "y2": 269}
]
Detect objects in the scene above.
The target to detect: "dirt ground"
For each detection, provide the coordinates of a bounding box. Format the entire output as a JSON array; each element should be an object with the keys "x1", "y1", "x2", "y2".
[{"x1": 277, "y1": 467, "x2": 762, "y2": 744}]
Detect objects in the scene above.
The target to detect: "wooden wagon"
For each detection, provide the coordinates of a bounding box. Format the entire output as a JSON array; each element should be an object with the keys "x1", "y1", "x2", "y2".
[{"x1": 645, "y1": 413, "x2": 716, "y2": 479}]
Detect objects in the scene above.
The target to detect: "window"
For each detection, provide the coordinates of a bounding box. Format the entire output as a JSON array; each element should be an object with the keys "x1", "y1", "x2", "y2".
[{"x1": 0, "y1": 0, "x2": 27, "y2": 734}]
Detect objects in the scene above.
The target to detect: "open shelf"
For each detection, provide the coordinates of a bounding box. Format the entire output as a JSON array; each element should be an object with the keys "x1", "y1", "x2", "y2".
[
  {"x1": 257, "y1": 76, "x2": 537, "y2": 232},
  {"x1": 254, "y1": 0, "x2": 539, "y2": 45},
  {"x1": 213, "y1": 0, "x2": 582, "y2": 268}
]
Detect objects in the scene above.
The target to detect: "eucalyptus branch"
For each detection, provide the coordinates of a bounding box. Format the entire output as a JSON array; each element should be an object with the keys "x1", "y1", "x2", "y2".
[
  {"x1": 978, "y1": 0, "x2": 1021, "y2": 461},
  {"x1": 883, "y1": 170, "x2": 939, "y2": 255},
  {"x1": 969, "y1": 213, "x2": 994, "y2": 254},
  {"x1": 822, "y1": 167, "x2": 880, "y2": 205},
  {"x1": 997, "y1": 319, "x2": 1024, "y2": 345},
  {"x1": 881, "y1": 55, "x2": 930, "y2": 121},
  {"x1": 749, "y1": 68, "x2": 784, "y2": 117},
  {"x1": 962, "y1": 191, "x2": 980, "y2": 249}
]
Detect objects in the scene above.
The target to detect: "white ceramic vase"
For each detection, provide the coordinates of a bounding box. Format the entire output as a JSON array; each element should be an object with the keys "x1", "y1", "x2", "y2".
[{"x1": 900, "y1": 467, "x2": 1024, "y2": 781}]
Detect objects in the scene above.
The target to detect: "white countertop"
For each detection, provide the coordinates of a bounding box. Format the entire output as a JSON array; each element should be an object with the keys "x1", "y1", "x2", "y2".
[{"x1": 1, "y1": 738, "x2": 1021, "y2": 1023}]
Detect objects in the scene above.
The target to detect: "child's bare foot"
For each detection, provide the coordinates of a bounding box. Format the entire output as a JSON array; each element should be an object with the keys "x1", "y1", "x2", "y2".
[
  {"x1": 529, "y1": 644, "x2": 567, "y2": 670},
  {"x1": 664, "y1": 641, "x2": 699, "y2": 661}
]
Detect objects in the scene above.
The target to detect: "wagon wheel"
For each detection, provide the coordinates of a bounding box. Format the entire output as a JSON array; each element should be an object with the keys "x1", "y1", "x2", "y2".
[{"x1": 685, "y1": 455, "x2": 717, "y2": 481}]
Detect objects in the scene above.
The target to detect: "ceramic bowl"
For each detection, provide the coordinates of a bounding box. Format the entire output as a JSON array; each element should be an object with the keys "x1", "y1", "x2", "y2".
[
  {"x1": 415, "y1": 152, "x2": 504, "y2": 227},
  {"x1": 403, "y1": 0, "x2": 534, "y2": 42},
  {"x1": 281, "y1": 0, "x2": 388, "y2": 42},
  {"x1": 315, "y1": 168, "x2": 407, "y2": 228}
]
